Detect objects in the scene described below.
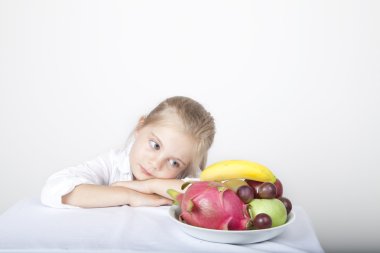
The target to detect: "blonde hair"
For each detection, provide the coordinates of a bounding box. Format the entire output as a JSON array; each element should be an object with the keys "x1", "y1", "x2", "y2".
[{"x1": 129, "y1": 96, "x2": 215, "y2": 178}]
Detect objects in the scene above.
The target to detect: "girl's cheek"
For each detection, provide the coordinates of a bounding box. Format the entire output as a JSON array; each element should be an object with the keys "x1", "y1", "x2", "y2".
[{"x1": 168, "y1": 169, "x2": 182, "y2": 178}]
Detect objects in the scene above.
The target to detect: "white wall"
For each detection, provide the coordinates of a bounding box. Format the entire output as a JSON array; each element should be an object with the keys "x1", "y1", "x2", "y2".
[{"x1": 1, "y1": 1, "x2": 379, "y2": 252}]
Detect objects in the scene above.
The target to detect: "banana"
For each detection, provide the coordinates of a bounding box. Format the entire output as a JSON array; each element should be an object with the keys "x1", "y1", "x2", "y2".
[{"x1": 200, "y1": 160, "x2": 276, "y2": 183}]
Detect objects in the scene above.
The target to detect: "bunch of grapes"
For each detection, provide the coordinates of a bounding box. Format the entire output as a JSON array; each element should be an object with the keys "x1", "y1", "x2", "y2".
[{"x1": 232, "y1": 179, "x2": 292, "y2": 230}]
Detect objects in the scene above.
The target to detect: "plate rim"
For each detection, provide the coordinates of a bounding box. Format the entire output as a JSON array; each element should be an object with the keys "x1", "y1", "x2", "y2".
[{"x1": 168, "y1": 205, "x2": 295, "y2": 234}]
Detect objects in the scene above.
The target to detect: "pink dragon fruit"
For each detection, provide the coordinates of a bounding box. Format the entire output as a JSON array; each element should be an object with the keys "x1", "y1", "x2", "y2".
[{"x1": 167, "y1": 181, "x2": 253, "y2": 230}]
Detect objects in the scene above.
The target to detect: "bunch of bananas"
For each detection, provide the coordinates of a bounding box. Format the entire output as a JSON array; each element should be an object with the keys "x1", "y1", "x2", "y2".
[{"x1": 200, "y1": 160, "x2": 276, "y2": 183}]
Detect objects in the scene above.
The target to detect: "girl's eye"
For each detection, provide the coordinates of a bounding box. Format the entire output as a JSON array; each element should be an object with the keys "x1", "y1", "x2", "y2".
[
  {"x1": 149, "y1": 140, "x2": 160, "y2": 150},
  {"x1": 169, "y1": 159, "x2": 180, "y2": 168}
]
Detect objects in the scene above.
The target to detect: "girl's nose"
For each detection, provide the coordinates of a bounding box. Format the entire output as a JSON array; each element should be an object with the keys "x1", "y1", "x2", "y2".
[{"x1": 151, "y1": 157, "x2": 164, "y2": 171}]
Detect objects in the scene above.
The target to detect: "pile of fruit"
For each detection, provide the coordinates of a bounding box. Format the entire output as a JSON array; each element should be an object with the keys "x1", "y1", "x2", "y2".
[{"x1": 167, "y1": 160, "x2": 292, "y2": 231}]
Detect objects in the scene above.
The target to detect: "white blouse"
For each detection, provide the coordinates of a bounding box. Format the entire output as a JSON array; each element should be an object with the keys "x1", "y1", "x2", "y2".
[{"x1": 40, "y1": 148, "x2": 133, "y2": 208}]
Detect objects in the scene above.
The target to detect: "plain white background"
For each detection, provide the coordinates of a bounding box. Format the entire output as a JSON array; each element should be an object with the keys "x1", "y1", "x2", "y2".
[{"x1": 1, "y1": 1, "x2": 379, "y2": 252}]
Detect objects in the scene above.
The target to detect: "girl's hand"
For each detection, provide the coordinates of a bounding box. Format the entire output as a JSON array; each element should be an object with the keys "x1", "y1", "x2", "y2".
[
  {"x1": 111, "y1": 179, "x2": 184, "y2": 199},
  {"x1": 126, "y1": 191, "x2": 173, "y2": 207},
  {"x1": 111, "y1": 181, "x2": 174, "y2": 206}
]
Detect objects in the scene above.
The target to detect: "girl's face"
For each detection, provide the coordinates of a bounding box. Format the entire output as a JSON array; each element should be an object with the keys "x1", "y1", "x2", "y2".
[{"x1": 129, "y1": 122, "x2": 196, "y2": 180}]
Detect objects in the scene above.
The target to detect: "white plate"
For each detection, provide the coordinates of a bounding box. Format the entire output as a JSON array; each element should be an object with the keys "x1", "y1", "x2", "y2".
[{"x1": 168, "y1": 205, "x2": 295, "y2": 244}]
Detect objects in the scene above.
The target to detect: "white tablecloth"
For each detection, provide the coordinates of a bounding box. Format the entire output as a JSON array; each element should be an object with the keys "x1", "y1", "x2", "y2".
[{"x1": 0, "y1": 197, "x2": 324, "y2": 253}]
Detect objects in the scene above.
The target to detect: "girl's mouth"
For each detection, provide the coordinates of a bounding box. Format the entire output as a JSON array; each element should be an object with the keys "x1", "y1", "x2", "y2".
[{"x1": 140, "y1": 165, "x2": 152, "y2": 177}]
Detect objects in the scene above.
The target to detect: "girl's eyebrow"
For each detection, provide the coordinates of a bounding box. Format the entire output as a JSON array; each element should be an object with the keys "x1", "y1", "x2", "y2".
[
  {"x1": 151, "y1": 132, "x2": 187, "y2": 166},
  {"x1": 151, "y1": 132, "x2": 162, "y2": 146}
]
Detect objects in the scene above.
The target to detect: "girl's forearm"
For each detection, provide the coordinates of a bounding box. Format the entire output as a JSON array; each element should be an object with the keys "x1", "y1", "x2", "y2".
[
  {"x1": 62, "y1": 184, "x2": 132, "y2": 208},
  {"x1": 62, "y1": 184, "x2": 172, "y2": 208}
]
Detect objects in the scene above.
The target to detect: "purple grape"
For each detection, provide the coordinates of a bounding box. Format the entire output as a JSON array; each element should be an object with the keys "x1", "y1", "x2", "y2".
[
  {"x1": 245, "y1": 179, "x2": 262, "y2": 195},
  {"x1": 237, "y1": 185, "x2": 255, "y2": 203},
  {"x1": 253, "y1": 213, "x2": 272, "y2": 229},
  {"x1": 257, "y1": 182, "x2": 277, "y2": 199},
  {"x1": 278, "y1": 197, "x2": 292, "y2": 214}
]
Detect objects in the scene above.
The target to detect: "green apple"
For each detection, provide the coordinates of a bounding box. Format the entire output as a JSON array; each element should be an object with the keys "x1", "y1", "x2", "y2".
[{"x1": 248, "y1": 199, "x2": 287, "y2": 227}]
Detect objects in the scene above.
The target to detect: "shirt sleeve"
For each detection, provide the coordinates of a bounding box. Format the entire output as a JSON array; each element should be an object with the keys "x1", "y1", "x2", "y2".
[{"x1": 40, "y1": 149, "x2": 124, "y2": 208}]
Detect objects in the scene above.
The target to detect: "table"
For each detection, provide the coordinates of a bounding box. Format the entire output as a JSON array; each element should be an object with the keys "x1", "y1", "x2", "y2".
[{"x1": 0, "y1": 197, "x2": 324, "y2": 253}]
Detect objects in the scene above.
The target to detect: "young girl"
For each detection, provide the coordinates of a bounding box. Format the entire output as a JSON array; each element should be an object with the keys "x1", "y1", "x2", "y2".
[{"x1": 41, "y1": 96, "x2": 215, "y2": 208}]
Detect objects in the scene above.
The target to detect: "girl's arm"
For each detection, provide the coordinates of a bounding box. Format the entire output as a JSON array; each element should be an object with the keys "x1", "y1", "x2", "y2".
[
  {"x1": 41, "y1": 149, "x2": 125, "y2": 208},
  {"x1": 111, "y1": 179, "x2": 187, "y2": 199},
  {"x1": 62, "y1": 184, "x2": 173, "y2": 208}
]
